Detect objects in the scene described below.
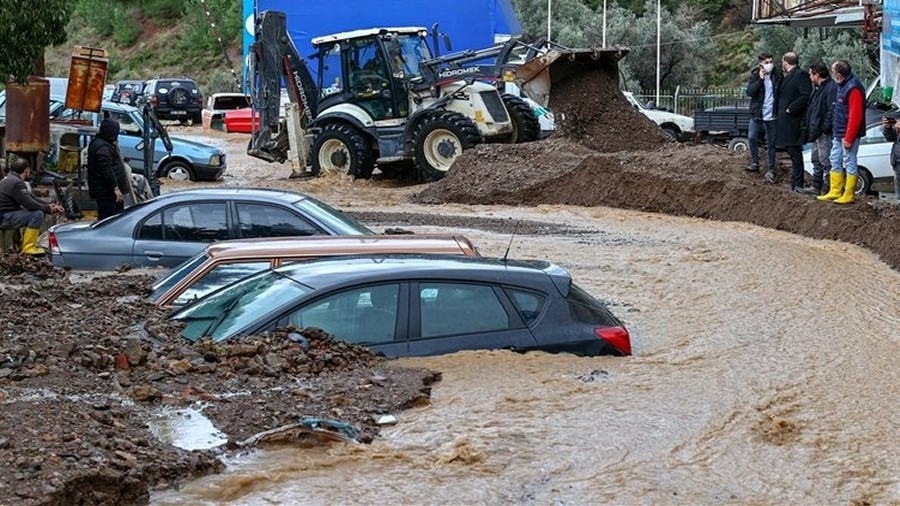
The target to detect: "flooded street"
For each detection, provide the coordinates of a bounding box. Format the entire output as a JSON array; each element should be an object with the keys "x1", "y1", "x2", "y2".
[{"x1": 151, "y1": 161, "x2": 900, "y2": 505}]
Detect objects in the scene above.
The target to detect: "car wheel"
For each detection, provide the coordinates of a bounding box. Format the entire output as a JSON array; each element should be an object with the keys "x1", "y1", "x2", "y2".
[
  {"x1": 159, "y1": 161, "x2": 194, "y2": 182},
  {"x1": 500, "y1": 93, "x2": 540, "y2": 143},
  {"x1": 661, "y1": 125, "x2": 679, "y2": 139},
  {"x1": 311, "y1": 123, "x2": 375, "y2": 178},
  {"x1": 413, "y1": 111, "x2": 483, "y2": 182},
  {"x1": 855, "y1": 167, "x2": 874, "y2": 195},
  {"x1": 727, "y1": 137, "x2": 750, "y2": 152}
]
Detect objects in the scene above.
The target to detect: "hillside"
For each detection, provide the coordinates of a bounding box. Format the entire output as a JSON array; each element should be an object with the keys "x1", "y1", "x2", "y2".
[{"x1": 44, "y1": 2, "x2": 244, "y2": 96}]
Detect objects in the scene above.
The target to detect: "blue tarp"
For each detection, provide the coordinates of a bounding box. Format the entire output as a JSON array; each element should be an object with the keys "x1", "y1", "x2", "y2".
[{"x1": 242, "y1": 0, "x2": 521, "y2": 77}]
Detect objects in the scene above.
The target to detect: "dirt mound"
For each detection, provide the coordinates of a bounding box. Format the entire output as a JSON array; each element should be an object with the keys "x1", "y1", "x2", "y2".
[
  {"x1": 0, "y1": 263, "x2": 438, "y2": 504},
  {"x1": 413, "y1": 140, "x2": 900, "y2": 269},
  {"x1": 412, "y1": 60, "x2": 900, "y2": 270},
  {"x1": 548, "y1": 63, "x2": 671, "y2": 152}
]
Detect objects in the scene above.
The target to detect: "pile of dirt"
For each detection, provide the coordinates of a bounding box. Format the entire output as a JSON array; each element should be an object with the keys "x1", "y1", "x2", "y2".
[
  {"x1": 413, "y1": 63, "x2": 900, "y2": 270},
  {"x1": 547, "y1": 61, "x2": 671, "y2": 152},
  {"x1": 0, "y1": 258, "x2": 438, "y2": 505}
]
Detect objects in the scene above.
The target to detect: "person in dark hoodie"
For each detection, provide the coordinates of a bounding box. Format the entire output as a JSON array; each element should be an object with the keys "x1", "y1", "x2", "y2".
[
  {"x1": 805, "y1": 62, "x2": 837, "y2": 195},
  {"x1": 88, "y1": 118, "x2": 130, "y2": 219}
]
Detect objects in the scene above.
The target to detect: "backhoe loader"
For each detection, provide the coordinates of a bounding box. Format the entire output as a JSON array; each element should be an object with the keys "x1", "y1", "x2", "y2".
[{"x1": 247, "y1": 10, "x2": 627, "y2": 181}]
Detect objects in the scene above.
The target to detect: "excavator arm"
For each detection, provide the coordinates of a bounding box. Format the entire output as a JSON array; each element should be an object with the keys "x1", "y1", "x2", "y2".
[{"x1": 248, "y1": 10, "x2": 319, "y2": 163}]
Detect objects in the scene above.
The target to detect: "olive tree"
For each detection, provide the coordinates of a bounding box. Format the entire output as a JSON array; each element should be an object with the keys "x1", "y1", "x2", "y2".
[{"x1": 0, "y1": 0, "x2": 73, "y2": 83}]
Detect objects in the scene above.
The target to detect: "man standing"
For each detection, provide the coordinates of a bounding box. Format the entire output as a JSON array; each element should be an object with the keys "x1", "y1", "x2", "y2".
[
  {"x1": 881, "y1": 114, "x2": 900, "y2": 203},
  {"x1": 805, "y1": 62, "x2": 837, "y2": 195},
  {"x1": 817, "y1": 60, "x2": 866, "y2": 205},
  {"x1": 746, "y1": 52, "x2": 782, "y2": 175},
  {"x1": 87, "y1": 118, "x2": 130, "y2": 219},
  {"x1": 0, "y1": 158, "x2": 64, "y2": 255},
  {"x1": 775, "y1": 52, "x2": 812, "y2": 191}
]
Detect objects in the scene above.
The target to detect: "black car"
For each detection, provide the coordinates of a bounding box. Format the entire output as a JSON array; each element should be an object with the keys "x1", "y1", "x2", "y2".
[
  {"x1": 109, "y1": 80, "x2": 146, "y2": 107},
  {"x1": 144, "y1": 77, "x2": 203, "y2": 124},
  {"x1": 171, "y1": 255, "x2": 632, "y2": 358}
]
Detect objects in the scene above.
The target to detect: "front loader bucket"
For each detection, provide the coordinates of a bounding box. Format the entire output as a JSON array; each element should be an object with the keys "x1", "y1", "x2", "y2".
[{"x1": 514, "y1": 47, "x2": 629, "y2": 109}]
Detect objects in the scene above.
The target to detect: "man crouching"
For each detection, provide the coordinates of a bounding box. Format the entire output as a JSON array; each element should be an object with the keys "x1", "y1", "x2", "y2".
[{"x1": 0, "y1": 158, "x2": 64, "y2": 255}]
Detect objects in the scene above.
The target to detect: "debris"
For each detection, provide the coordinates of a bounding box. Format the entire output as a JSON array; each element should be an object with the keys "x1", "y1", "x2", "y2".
[{"x1": 375, "y1": 414, "x2": 397, "y2": 425}]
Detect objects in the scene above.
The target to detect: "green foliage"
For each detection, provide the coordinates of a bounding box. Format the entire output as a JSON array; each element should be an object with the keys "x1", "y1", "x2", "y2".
[
  {"x1": 205, "y1": 69, "x2": 241, "y2": 94},
  {"x1": 708, "y1": 29, "x2": 756, "y2": 86},
  {"x1": 177, "y1": 0, "x2": 242, "y2": 54},
  {"x1": 0, "y1": 0, "x2": 73, "y2": 82},
  {"x1": 596, "y1": 1, "x2": 717, "y2": 90},
  {"x1": 112, "y1": 7, "x2": 142, "y2": 46},
  {"x1": 75, "y1": 0, "x2": 115, "y2": 37},
  {"x1": 755, "y1": 27, "x2": 877, "y2": 83},
  {"x1": 513, "y1": 0, "x2": 597, "y2": 45},
  {"x1": 141, "y1": 0, "x2": 183, "y2": 22}
]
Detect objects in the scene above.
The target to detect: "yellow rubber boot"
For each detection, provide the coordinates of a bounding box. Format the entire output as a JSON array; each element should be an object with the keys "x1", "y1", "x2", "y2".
[
  {"x1": 817, "y1": 172, "x2": 845, "y2": 201},
  {"x1": 834, "y1": 174, "x2": 858, "y2": 204},
  {"x1": 20, "y1": 228, "x2": 46, "y2": 256}
]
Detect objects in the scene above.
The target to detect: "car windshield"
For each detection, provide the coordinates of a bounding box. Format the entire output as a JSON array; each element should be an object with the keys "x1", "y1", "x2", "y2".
[
  {"x1": 173, "y1": 270, "x2": 312, "y2": 342},
  {"x1": 293, "y1": 197, "x2": 373, "y2": 235},
  {"x1": 149, "y1": 252, "x2": 209, "y2": 301}
]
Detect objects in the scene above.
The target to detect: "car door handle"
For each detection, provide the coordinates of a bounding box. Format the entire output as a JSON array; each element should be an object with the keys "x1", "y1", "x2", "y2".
[{"x1": 144, "y1": 251, "x2": 163, "y2": 260}]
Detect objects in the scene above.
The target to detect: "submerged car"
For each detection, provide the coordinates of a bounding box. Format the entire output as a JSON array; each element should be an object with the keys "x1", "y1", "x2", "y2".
[
  {"x1": 202, "y1": 93, "x2": 252, "y2": 131},
  {"x1": 48, "y1": 188, "x2": 374, "y2": 270},
  {"x1": 149, "y1": 234, "x2": 480, "y2": 307},
  {"x1": 803, "y1": 122, "x2": 896, "y2": 195},
  {"x1": 170, "y1": 255, "x2": 632, "y2": 358}
]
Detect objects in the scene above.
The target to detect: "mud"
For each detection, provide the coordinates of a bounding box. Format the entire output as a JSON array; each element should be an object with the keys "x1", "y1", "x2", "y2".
[{"x1": 0, "y1": 256, "x2": 437, "y2": 505}]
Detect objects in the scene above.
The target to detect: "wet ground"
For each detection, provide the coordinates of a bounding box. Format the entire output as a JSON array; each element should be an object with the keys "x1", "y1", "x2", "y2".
[{"x1": 3, "y1": 61, "x2": 899, "y2": 504}]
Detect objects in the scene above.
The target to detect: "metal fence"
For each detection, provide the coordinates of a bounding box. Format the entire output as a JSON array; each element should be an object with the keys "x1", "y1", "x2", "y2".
[{"x1": 633, "y1": 87, "x2": 750, "y2": 116}]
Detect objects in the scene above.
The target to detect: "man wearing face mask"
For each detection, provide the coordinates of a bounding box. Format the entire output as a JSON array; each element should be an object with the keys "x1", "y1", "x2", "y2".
[
  {"x1": 817, "y1": 59, "x2": 865, "y2": 205},
  {"x1": 775, "y1": 52, "x2": 812, "y2": 192},
  {"x1": 746, "y1": 52, "x2": 782, "y2": 176}
]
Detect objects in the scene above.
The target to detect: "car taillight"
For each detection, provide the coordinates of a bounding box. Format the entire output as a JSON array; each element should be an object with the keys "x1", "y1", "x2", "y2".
[
  {"x1": 48, "y1": 231, "x2": 60, "y2": 256},
  {"x1": 151, "y1": 96, "x2": 159, "y2": 104},
  {"x1": 595, "y1": 326, "x2": 631, "y2": 356}
]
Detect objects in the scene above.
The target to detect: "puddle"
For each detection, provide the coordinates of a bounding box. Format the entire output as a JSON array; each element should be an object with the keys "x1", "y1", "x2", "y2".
[{"x1": 147, "y1": 406, "x2": 229, "y2": 451}]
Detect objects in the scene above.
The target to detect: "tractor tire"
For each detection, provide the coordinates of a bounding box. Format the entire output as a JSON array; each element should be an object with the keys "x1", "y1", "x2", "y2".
[
  {"x1": 311, "y1": 123, "x2": 376, "y2": 178},
  {"x1": 412, "y1": 111, "x2": 482, "y2": 182},
  {"x1": 501, "y1": 93, "x2": 540, "y2": 143}
]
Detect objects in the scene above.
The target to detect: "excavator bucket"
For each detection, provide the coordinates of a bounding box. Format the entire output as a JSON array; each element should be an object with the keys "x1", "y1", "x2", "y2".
[{"x1": 513, "y1": 47, "x2": 629, "y2": 109}]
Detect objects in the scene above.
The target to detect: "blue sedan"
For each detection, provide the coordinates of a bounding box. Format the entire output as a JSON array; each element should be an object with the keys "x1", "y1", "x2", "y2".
[
  {"x1": 171, "y1": 255, "x2": 632, "y2": 358},
  {"x1": 47, "y1": 188, "x2": 374, "y2": 270}
]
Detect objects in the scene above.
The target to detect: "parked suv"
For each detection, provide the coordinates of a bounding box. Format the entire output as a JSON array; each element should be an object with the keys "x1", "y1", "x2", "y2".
[
  {"x1": 109, "y1": 80, "x2": 146, "y2": 106},
  {"x1": 144, "y1": 77, "x2": 203, "y2": 124}
]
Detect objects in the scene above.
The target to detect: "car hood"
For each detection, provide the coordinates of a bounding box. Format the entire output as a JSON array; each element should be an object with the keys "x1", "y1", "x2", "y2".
[
  {"x1": 641, "y1": 109, "x2": 695, "y2": 131},
  {"x1": 168, "y1": 135, "x2": 225, "y2": 156}
]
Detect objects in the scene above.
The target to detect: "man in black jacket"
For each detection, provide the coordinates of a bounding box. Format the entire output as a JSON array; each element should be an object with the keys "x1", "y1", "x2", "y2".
[
  {"x1": 775, "y1": 52, "x2": 812, "y2": 191},
  {"x1": 88, "y1": 118, "x2": 130, "y2": 219},
  {"x1": 746, "y1": 52, "x2": 782, "y2": 174},
  {"x1": 806, "y1": 62, "x2": 837, "y2": 195}
]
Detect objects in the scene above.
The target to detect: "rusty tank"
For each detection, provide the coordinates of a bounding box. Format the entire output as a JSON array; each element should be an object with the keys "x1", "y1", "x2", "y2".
[{"x1": 4, "y1": 77, "x2": 50, "y2": 153}]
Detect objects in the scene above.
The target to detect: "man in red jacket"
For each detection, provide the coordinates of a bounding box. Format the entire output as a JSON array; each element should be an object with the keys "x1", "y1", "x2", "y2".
[{"x1": 817, "y1": 59, "x2": 866, "y2": 204}]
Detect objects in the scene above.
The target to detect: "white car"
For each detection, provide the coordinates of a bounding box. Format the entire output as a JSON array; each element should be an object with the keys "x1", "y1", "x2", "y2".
[
  {"x1": 623, "y1": 91, "x2": 694, "y2": 139},
  {"x1": 803, "y1": 122, "x2": 895, "y2": 195}
]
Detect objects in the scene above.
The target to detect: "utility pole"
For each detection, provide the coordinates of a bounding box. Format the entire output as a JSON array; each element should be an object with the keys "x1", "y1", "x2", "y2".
[
  {"x1": 547, "y1": 0, "x2": 552, "y2": 40},
  {"x1": 656, "y1": 0, "x2": 661, "y2": 105}
]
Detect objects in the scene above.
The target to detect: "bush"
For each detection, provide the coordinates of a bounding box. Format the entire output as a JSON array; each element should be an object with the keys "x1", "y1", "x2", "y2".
[
  {"x1": 112, "y1": 8, "x2": 142, "y2": 46},
  {"x1": 75, "y1": 0, "x2": 115, "y2": 37},
  {"x1": 177, "y1": 0, "x2": 242, "y2": 54},
  {"x1": 140, "y1": 0, "x2": 182, "y2": 22},
  {"x1": 205, "y1": 69, "x2": 242, "y2": 94}
]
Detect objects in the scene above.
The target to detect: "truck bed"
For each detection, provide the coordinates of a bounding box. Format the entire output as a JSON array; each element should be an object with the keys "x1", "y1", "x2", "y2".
[{"x1": 692, "y1": 108, "x2": 751, "y2": 135}]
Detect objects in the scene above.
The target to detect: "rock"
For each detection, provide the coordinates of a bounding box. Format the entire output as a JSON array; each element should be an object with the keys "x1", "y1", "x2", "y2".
[
  {"x1": 168, "y1": 359, "x2": 192, "y2": 374},
  {"x1": 375, "y1": 414, "x2": 397, "y2": 425},
  {"x1": 114, "y1": 353, "x2": 130, "y2": 370},
  {"x1": 128, "y1": 385, "x2": 163, "y2": 402},
  {"x1": 228, "y1": 344, "x2": 262, "y2": 357},
  {"x1": 0, "y1": 438, "x2": 9, "y2": 449},
  {"x1": 123, "y1": 339, "x2": 145, "y2": 365},
  {"x1": 264, "y1": 352, "x2": 288, "y2": 370}
]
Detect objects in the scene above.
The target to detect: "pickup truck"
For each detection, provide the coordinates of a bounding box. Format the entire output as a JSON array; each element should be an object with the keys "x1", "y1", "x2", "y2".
[{"x1": 692, "y1": 106, "x2": 753, "y2": 151}]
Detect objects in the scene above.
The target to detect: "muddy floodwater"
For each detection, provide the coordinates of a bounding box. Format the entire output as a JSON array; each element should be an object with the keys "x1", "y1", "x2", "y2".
[{"x1": 151, "y1": 177, "x2": 900, "y2": 505}]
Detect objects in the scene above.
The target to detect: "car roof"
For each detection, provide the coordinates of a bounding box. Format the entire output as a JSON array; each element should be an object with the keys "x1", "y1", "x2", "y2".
[
  {"x1": 154, "y1": 187, "x2": 310, "y2": 202},
  {"x1": 276, "y1": 254, "x2": 570, "y2": 292},
  {"x1": 203, "y1": 234, "x2": 477, "y2": 260}
]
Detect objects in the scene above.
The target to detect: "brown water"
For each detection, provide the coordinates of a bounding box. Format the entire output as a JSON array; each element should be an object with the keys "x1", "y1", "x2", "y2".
[{"x1": 152, "y1": 201, "x2": 900, "y2": 505}]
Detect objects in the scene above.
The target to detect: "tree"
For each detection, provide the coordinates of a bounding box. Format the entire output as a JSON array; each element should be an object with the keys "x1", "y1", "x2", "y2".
[
  {"x1": 513, "y1": 0, "x2": 598, "y2": 46},
  {"x1": 0, "y1": 0, "x2": 73, "y2": 83},
  {"x1": 756, "y1": 27, "x2": 877, "y2": 84},
  {"x1": 594, "y1": 1, "x2": 716, "y2": 90}
]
